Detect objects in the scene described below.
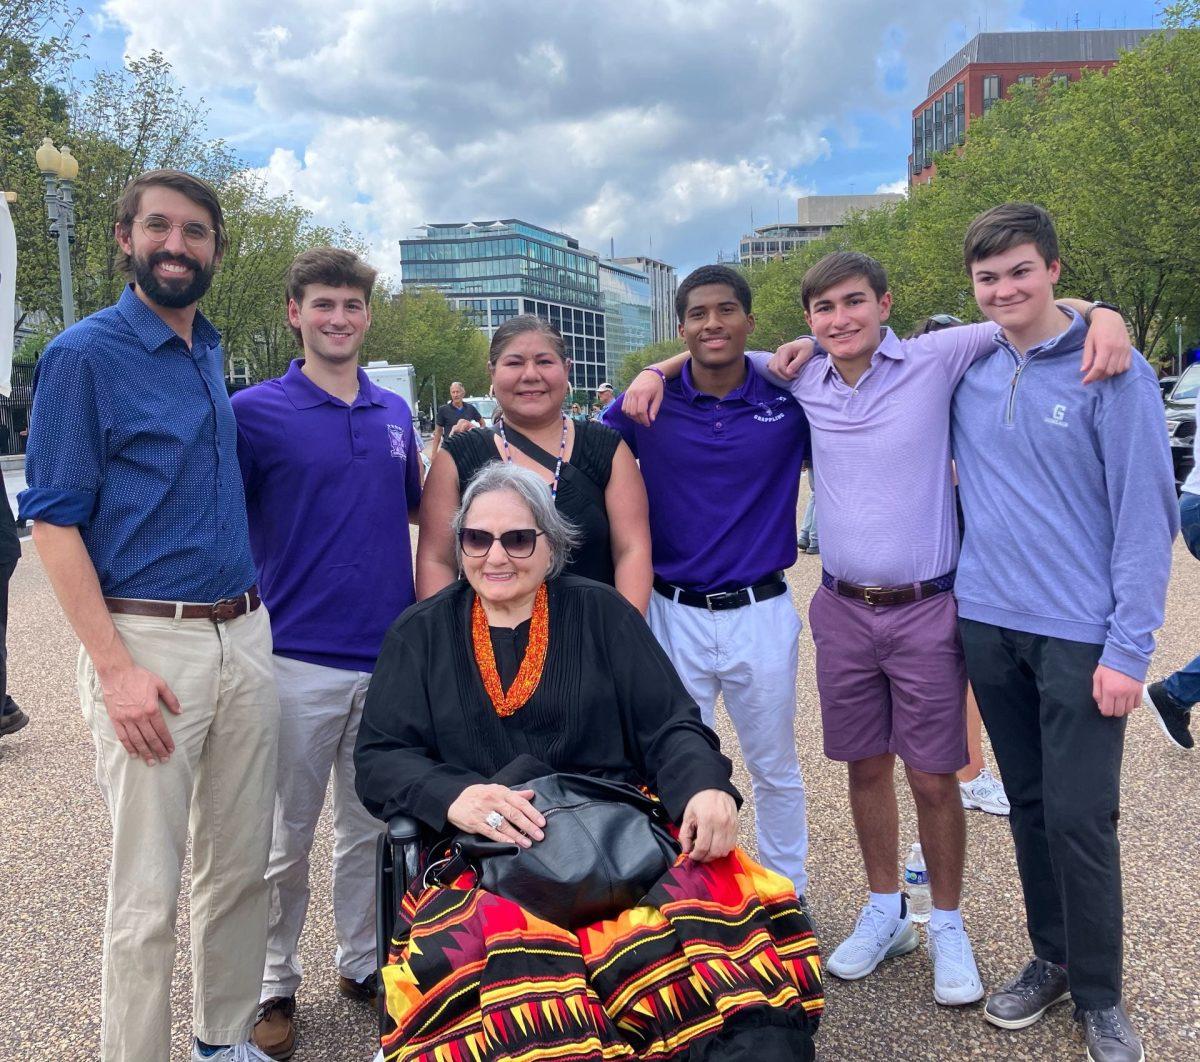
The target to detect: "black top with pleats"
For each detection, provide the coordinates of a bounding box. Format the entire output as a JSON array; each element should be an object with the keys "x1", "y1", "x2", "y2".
[{"x1": 354, "y1": 575, "x2": 739, "y2": 832}]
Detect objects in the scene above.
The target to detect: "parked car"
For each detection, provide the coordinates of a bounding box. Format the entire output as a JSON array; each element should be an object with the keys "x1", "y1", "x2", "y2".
[
  {"x1": 1164, "y1": 364, "x2": 1199, "y2": 490},
  {"x1": 1159, "y1": 375, "x2": 1178, "y2": 400},
  {"x1": 465, "y1": 395, "x2": 500, "y2": 424}
]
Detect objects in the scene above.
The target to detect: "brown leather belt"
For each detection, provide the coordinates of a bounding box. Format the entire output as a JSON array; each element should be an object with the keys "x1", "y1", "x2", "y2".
[
  {"x1": 104, "y1": 585, "x2": 262, "y2": 623},
  {"x1": 821, "y1": 569, "x2": 955, "y2": 607}
]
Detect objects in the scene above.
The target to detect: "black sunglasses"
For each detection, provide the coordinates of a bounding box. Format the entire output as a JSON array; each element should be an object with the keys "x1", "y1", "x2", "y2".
[{"x1": 459, "y1": 527, "x2": 544, "y2": 558}]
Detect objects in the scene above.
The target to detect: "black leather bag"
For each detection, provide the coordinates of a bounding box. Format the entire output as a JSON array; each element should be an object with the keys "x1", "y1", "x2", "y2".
[{"x1": 436, "y1": 772, "x2": 680, "y2": 929}]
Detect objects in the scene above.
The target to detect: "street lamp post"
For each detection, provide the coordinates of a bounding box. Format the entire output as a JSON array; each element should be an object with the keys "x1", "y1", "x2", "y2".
[{"x1": 35, "y1": 137, "x2": 79, "y2": 328}]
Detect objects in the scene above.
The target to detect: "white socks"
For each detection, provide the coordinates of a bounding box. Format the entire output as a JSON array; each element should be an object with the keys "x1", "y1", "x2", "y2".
[
  {"x1": 869, "y1": 890, "x2": 903, "y2": 920},
  {"x1": 929, "y1": 907, "x2": 964, "y2": 932}
]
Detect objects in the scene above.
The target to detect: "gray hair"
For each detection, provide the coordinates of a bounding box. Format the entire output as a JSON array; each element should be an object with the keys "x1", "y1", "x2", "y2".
[{"x1": 451, "y1": 463, "x2": 580, "y2": 579}]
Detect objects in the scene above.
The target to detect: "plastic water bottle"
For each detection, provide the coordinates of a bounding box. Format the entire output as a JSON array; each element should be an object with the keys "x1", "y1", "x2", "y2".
[{"x1": 904, "y1": 842, "x2": 931, "y2": 923}]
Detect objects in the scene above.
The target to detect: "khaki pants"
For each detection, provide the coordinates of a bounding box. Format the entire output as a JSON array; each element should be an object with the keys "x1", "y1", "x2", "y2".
[
  {"x1": 262, "y1": 655, "x2": 381, "y2": 999},
  {"x1": 80, "y1": 606, "x2": 279, "y2": 1061}
]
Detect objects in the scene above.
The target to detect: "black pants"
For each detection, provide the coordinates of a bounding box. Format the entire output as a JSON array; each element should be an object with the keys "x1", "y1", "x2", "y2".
[
  {"x1": 959, "y1": 619, "x2": 1125, "y2": 1010},
  {"x1": 0, "y1": 554, "x2": 14, "y2": 708}
]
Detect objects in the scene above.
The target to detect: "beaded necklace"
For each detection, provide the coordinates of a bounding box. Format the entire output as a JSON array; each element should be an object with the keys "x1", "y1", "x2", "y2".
[
  {"x1": 497, "y1": 414, "x2": 570, "y2": 499},
  {"x1": 472, "y1": 583, "x2": 550, "y2": 717}
]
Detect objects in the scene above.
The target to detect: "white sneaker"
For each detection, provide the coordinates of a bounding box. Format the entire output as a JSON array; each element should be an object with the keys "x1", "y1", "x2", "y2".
[
  {"x1": 926, "y1": 921, "x2": 984, "y2": 1005},
  {"x1": 826, "y1": 899, "x2": 919, "y2": 979},
  {"x1": 959, "y1": 768, "x2": 1010, "y2": 816},
  {"x1": 191, "y1": 1042, "x2": 274, "y2": 1062}
]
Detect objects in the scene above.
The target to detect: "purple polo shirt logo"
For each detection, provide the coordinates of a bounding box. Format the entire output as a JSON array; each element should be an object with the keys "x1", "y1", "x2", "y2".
[
  {"x1": 753, "y1": 397, "x2": 788, "y2": 424},
  {"x1": 387, "y1": 424, "x2": 408, "y2": 460}
]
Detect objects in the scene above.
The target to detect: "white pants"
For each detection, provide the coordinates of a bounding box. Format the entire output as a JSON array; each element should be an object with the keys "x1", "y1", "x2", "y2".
[
  {"x1": 648, "y1": 589, "x2": 809, "y2": 895},
  {"x1": 261, "y1": 656, "x2": 382, "y2": 1000},
  {"x1": 80, "y1": 607, "x2": 279, "y2": 1060}
]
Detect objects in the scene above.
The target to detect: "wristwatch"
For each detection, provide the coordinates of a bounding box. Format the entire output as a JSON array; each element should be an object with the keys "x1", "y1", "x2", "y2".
[{"x1": 1087, "y1": 300, "x2": 1122, "y2": 321}]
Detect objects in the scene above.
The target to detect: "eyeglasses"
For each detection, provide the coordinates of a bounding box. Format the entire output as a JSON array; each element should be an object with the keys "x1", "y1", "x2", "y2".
[
  {"x1": 459, "y1": 527, "x2": 543, "y2": 558},
  {"x1": 134, "y1": 215, "x2": 217, "y2": 246}
]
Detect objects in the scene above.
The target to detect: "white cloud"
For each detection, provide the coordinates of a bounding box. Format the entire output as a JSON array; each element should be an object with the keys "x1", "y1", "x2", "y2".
[
  {"x1": 100, "y1": 0, "x2": 1018, "y2": 271},
  {"x1": 874, "y1": 179, "x2": 909, "y2": 195}
]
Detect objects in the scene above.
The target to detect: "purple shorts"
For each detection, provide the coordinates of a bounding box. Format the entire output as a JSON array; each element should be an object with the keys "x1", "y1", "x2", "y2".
[{"x1": 808, "y1": 584, "x2": 967, "y2": 774}]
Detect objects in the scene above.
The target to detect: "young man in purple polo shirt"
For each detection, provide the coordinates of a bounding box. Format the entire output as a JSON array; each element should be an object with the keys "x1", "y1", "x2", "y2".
[
  {"x1": 953, "y1": 204, "x2": 1175, "y2": 1062},
  {"x1": 231, "y1": 249, "x2": 422, "y2": 1059},
  {"x1": 604, "y1": 265, "x2": 813, "y2": 902},
  {"x1": 623, "y1": 255, "x2": 1130, "y2": 1007}
]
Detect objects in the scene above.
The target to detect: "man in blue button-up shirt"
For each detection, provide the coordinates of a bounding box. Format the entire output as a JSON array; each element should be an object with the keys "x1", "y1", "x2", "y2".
[{"x1": 20, "y1": 170, "x2": 279, "y2": 1062}]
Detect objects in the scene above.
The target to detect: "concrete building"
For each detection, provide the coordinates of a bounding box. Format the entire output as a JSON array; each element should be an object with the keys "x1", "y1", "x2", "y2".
[
  {"x1": 399, "y1": 219, "x2": 609, "y2": 391},
  {"x1": 597, "y1": 260, "x2": 652, "y2": 381},
  {"x1": 613, "y1": 256, "x2": 678, "y2": 344},
  {"x1": 738, "y1": 194, "x2": 904, "y2": 266},
  {"x1": 911, "y1": 29, "x2": 1159, "y2": 185}
]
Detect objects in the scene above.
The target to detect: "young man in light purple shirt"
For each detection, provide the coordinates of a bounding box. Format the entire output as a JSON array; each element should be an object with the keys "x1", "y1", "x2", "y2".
[
  {"x1": 232, "y1": 249, "x2": 422, "y2": 1059},
  {"x1": 623, "y1": 254, "x2": 1129, "y2": 1009}
]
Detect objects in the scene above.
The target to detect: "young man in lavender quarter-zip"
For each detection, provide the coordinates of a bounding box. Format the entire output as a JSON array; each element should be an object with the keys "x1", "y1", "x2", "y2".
[
  {"x1": 952, "y1": 203, "x2": 1176, "y2": 1062},
  {"x1": 231, "y1": 248, "x2": 422, "y2": 1060}
]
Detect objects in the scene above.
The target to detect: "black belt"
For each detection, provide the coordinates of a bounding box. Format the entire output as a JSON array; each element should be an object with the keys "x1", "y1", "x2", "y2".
[
  {"x1": 821, "y1": 569, "x2": 955, "y2": 607},
  {"x1": 653, "y1": 573, "x2": 787, "y2": 611}
]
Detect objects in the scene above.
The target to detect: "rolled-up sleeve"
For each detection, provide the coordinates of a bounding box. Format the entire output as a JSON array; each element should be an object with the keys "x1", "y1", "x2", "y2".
[{"x1": 19, "y1": 344, "x2": 105, "y2": 527}]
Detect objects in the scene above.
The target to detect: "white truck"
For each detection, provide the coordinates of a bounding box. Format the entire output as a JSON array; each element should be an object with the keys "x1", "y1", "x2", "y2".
[{"x1": 362, "y1": 360, "x2": 418, "y2": 413}]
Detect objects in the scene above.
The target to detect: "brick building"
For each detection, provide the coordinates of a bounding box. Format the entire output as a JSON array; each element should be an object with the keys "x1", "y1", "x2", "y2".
[{"x1": 910, "y1": 29, "x2": 1158, "y2": 185}]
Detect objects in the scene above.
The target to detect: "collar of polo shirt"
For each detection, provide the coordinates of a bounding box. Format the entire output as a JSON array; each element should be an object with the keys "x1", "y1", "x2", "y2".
[
  {"x1": 816, "y1": 325, "x2": 907, "y2": 381},
  {"x1": 279, "y1": 358, "x2": 388, "y2": 410}
]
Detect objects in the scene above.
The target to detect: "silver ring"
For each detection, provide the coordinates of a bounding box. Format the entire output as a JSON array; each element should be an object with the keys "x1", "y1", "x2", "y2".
[{"x1": 485, "y1": 810, "x2": 505, "y2": 831}]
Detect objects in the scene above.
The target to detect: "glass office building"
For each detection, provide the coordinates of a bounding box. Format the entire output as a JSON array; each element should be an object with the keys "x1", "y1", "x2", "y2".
[
  {"x1": 598, "y1": 261, "x2": 652, "y2": 381},
  {"x1": 400, "y1": 220, "x2": 609, "y2": 391},
  {"x1": 613, "y1": 256, "x2": 678, "y2": 344}
]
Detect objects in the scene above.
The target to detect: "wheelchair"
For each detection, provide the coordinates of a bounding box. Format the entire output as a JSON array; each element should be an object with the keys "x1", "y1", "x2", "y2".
[{"x1": 374, "y1": 814, "x2": 423, "y2": 1040}]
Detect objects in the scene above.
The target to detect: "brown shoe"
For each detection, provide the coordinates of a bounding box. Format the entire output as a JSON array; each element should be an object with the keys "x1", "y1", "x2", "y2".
[
  {"x1": 337, "y1": 971, "x2": 379, "y2": 1003},
  {"x1": 252, "y1": 996, "x2": 296, "y2": 1060}
]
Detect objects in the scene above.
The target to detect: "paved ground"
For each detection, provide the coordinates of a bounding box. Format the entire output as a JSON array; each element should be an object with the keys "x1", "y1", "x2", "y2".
[{"x1": 2, "y1": 533, "x2": 1199, "y2": 1061}]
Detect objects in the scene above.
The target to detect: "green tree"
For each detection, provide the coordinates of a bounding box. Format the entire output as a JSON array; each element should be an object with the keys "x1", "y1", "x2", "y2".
[
  {"x1": 745, "y1": 26, "x2": 1200, "y2": 362},
  {"x1": 69, "y1": 51, "x2": 240, "y2": 318},
  {"x1": 616, "y1": 338, "x2": 686, "y2": 389},
  {"x1": 0, "y1": 0, "x2": 77, "y2": 329},
  {"x1": 362, "y1": 289, "x2": 488, "y2": 416}
]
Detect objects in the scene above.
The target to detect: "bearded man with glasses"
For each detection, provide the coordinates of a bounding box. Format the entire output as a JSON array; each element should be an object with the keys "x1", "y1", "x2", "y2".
[{"x1": 20, "y1": 170, "x2": 280, "y2": 1062}]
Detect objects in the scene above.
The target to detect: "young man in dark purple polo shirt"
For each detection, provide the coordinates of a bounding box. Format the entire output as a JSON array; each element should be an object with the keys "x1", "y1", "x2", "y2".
[
  {"x1": 605, "y1": 265, "x2": 813, "y2": 901},
  {"x1": 231, "y1": 248, "x2": 422, "y2": 1060}
]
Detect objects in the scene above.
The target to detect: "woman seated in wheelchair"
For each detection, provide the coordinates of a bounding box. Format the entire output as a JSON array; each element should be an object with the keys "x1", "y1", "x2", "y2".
[{"x1": 355, "y1": 463, "x2": 822, "y2": 1060}]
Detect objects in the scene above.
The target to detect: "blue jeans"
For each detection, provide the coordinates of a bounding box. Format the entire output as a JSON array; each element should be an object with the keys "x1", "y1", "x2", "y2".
[
  {"x1": 800, "y1": 468, "x2": 817, "y2": 544},
  {"x1": 1164, "y1": 493, "x2": 1200, "y2": 708}
]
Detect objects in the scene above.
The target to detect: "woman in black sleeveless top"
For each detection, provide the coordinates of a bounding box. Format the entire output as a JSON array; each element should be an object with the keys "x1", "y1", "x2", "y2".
[
  {"x1": 416, "y1": 315, "x2": 652, "y2": 611},
  {"x1": 441, "y1": 422, "x2": 620, "y2": 584}
]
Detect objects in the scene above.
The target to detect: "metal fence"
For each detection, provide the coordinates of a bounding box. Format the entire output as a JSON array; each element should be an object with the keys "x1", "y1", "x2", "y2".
[{"x1": 0, "y1": 364, "x2": 34, "y2": 456}]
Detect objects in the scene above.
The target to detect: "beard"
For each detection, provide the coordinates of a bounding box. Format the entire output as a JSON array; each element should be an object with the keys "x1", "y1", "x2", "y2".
[{"x1": 133, "y1": 249, "x2": 215, "y2": 309}]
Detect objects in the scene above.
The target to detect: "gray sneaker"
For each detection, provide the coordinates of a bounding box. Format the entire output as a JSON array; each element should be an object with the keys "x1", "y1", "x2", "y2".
[
  {"x1": 983, "y1": 956, "x2": 1070, "y2": 1030},
  {"x1": 1077, "y1": 1004, "x2": 1144, "y2": 1062}
]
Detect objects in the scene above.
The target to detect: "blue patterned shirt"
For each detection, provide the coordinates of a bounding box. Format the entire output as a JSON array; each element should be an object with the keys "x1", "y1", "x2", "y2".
[{"x1": 19, "y1": 285, "x2": 257, "y2": 601}]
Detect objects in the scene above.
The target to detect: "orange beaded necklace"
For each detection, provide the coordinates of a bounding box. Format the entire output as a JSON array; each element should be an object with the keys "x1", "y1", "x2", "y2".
[{"x1": 472, "y1": 583, "x2": 550, "y2": 717}]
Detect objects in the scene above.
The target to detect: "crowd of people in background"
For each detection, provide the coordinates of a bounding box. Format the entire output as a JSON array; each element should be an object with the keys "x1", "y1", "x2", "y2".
[{"x1": 11, "y1": 166, "x2": 1188, "y2": 1062}]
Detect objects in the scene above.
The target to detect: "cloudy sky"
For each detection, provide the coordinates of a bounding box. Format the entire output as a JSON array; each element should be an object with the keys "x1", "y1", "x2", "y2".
[{"x1": 79, "y1": 0, "x2": 1164, "y2": 277}]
